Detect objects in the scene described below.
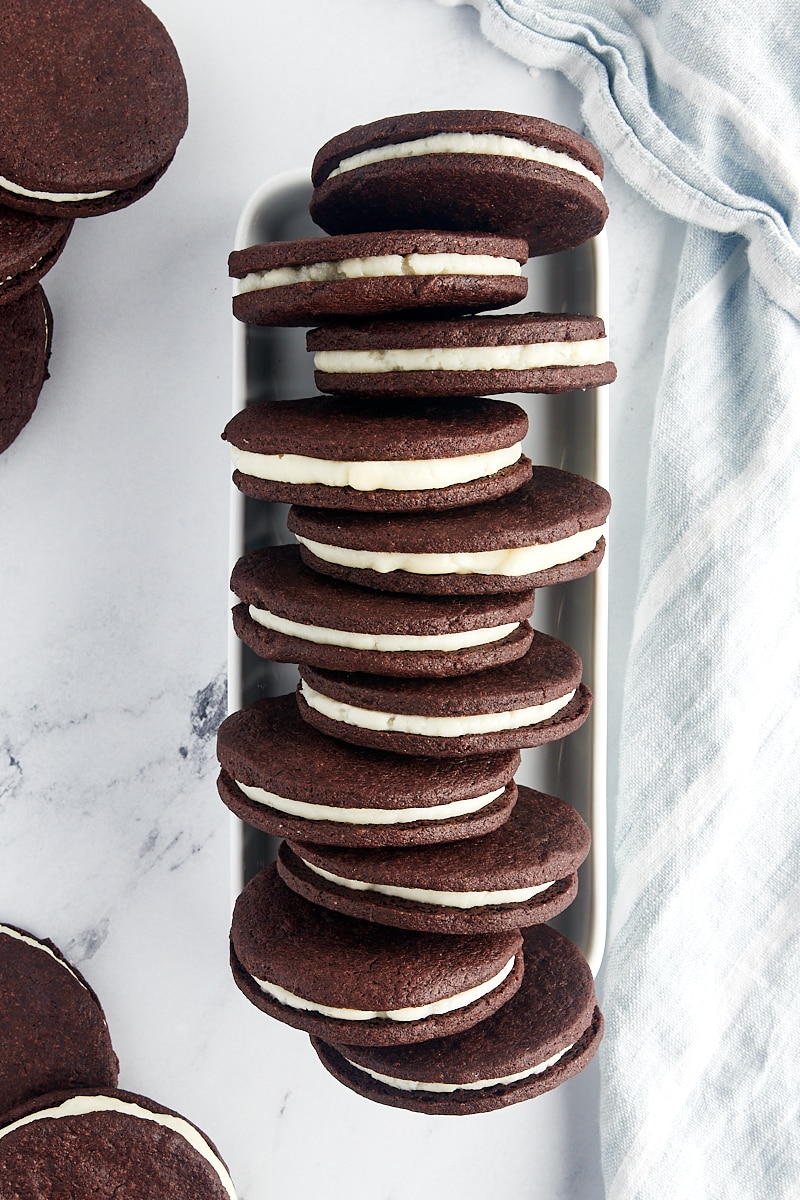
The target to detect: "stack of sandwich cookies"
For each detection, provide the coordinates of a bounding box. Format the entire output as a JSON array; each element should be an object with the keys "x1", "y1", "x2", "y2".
[
  {"x1": 0, "y1": 0, "x2": 188, "y2": 453},
  {"x1": 222, "y1": 107, "x2": 610, "y2": 1110},
  {"x1": 0, "y1": 925, "x2": 237, "y2": 1192}
]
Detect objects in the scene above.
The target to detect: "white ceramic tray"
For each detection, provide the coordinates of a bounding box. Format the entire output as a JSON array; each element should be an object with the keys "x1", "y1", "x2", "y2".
[{"x1": 228, "y1": 169, "x2": 609, "y2": 977}]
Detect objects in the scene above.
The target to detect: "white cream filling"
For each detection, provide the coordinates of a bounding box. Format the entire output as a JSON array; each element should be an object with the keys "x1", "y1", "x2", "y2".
[
  {"x1": 300, "y1": 680, "x2": 575, "y2": 736},
  {"x1": 246, "y1": 605, "x2": 519, "y2": 653},
  {"x1": 344, "y1": 1041, "x2": 575, "y2": 1093},
  {"x1": 296, "y1": 525, "x2": 605, "y2": 578},
  {"x1": 0, "y1": 1095, "x2": 236, "y2": 1198},
  {"x1": 236, "y1": 251, "x2": 522, "y2": 293},
  {"x1": 313, "y1": 337, "x2": 608, "y2": 375},
  {"x1": 325, "y1": 131, "x2": 603, "y2": 192},
  {"x1": 252, "y1": 954, "x2": 516, "y2": 1022},
  {"x1": 0, "y1": 174, "x2": 114, "y2": 202},
  {"x1": 233, "y1": 781, "x2": 505, "y2": 824},
  {"x1": 229, "y1": 442, "x2": 522, "y2": 491},
  {"x1": 302, "y1": 859, "x2": 555, "y2": 909},
  {"x1": 0, "y1": 923, "x2": 86, "y2": 990}
]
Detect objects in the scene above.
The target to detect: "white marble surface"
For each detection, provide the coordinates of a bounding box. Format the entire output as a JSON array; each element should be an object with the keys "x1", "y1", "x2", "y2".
[{"x1": 0, "y1": 1, "x2": 685, "y2": 1196}]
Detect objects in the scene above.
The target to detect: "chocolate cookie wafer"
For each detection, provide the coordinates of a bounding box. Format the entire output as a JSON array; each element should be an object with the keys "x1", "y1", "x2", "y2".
[{"x1": 0, "y1": 284, "x2": 53, "y2": 453}]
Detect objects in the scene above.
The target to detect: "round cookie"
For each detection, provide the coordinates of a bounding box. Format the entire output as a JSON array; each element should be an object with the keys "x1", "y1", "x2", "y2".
[
  {"x1": 309, "y1": 109, "x2": 608, "y2": 254},
  {"x1": 0, "y1": 206, "x2": 71, "y2": 306},
  {"x1": 278, "y1": 785, "x2": 591, "y2": 934},
  {"x1": 0, "y1": 924, "x2": 118, "y2": 1117},
  {"x1": 0, "y1": 284, "x2": 53, "y2": 453},
  {"x1": 0, "y1": 0, "x2": 188, "y2": 218},
  {"x1": 223, "y1": 394, "x2": 531, "y2": 512},
  {"x1": 229, "y1": 230, "x2": 528, "y2": 325},
  {"x1": 288, "y1": 466, "x2": 610, "y2": 596},
  {"x1": 230, "y1": 544, "x2": 534, "y2": 677},
  {"x1": 216, "y1": 694, "x2": 520, "y2": 848},
  {"x1": 296, "y1": 633, "x2": 592, "y2": 758},
  {"x1": 307, "y1": 312, "x2": 616, "y2": 397},
  {"x1": 311, "y1": 924, "x2": 603, "y2": 1114},
  {"x1": 0, "y1": 1087, "x2": 236, "y2": 1198},
  {"x1": 230, "y1": 864, "x2": 524, "y2": 1046}
]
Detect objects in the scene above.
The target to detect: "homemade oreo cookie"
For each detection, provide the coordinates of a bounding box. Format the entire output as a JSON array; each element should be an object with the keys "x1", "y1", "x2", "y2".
[
  {"x1": 229, "y1": 230, "x2": 528, "y2": 325},
  {"x1": 278, "y1": 785, "x2": 590, "y2": 934},
  {"x1": 231, "y1": 545, "x2": 534, "y2": 676},
  {"x1": 0, "y1": 0, "x2": 188, "y2": 218},
  {"x1": 0, "y1": 206, "x2": 71, "y2": 306},
  {"x1": 308, "y1": 312, "x2": 616, "y2": 397},
  {"x1": 309, "y1": 109, "x2": 608, "y2": 253},
  {"x1": 312, "y1": 924, "x2": 603, "y2": 1114},
  {"x1": 296, "y1": 632, "x2": 591, "y2": 758},
  {"x1": 0, "y1": 924, "x2": 118, "y2": 1117},
  {"x1": 222, "y1": 394, "x2": 531, "y2": 511},
  {"x1": 216, "y1": 695, "x2": 519, "y2": 847},
  {"x1": 289, "y1": 466, "x2": 610, "y2": 595},
  {"x1": 230, "y1": 865, "x2": 524, "y2": 1046},
  {"x1": 0, "y1": 1087, "x2": 236, "y2": 1198},
  {"x1": 0, "y1": 284, "x2": 53, "y2": 453}
]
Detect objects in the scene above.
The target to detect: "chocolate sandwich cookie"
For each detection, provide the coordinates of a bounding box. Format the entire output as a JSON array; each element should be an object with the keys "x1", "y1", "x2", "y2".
[
  {"x1": 312, "y1": 924, "x2": 603, "y2": 1114},
  {"x1": 230, "y1": 864, "x2": 524, "y2": 1046},
  {"x1": 0, "y1": 207, "x2": 71, "y2": 306},
  {"x1": 0, "y1": 924, "x2": 118, "y2": 1116},
  {"x1": 278, "y1": 785, "x2": 591, "y2": 934},
  {"x1": 229, "y1": 230, "x2": 528, "y2": 326},
  {"x1": 308, "y1": 312, "x2": 616, "y2": 397},
  {"x1": 216, "y1": 695, "x2": 520, "y2": 848},
  {"x1": 231, "y1": 545, "x2": 534, "y2": 677},
  {"x1": 296, "y1": 633, "x2": 592, "y2": 758},
  {"x1": 0, "y1": 0, "x2": 188, "y2": 218},
  {"x1": 309, "y1": 109, "x2": 607, "y2": 254},
  {"x1": 0, "y1": 1087, "x2": 237, "y2": 1198},
  {"x1": 223, "y1": 394, "x2": 531, "y2": 512},
  {"x1": 289, "y1": 466, "x2": 610, "y2": 596},
  {"x1": 0, "y1": 284, "x2": 53, "y2": 453}
]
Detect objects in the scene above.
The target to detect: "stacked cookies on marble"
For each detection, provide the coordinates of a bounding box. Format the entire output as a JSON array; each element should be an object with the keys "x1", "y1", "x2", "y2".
[
  {"x1": 218, "y1": 110, "x2": 613, "y2": 1113},
  {"x1": 0, "y1": 0, "x2": 188, "y2": 453}
]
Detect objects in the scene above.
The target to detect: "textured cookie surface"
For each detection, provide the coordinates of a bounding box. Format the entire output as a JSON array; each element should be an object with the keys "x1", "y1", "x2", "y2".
[
  {"x1": 231, "y1": 544, "x2": 534, "y2": 676},
  {"x1": 289, "y1": 466, "x2": 610, "y2": 595},
  {"x1": 0, "y1": 207, "x2": 71, "y2": 305},
  {"x1": 0, "y1": 1087, "x2": 236, "y2": 1198},
  {"x1": 0, "y1": 924, "x2": 118, "y2": 1117},
  {"x1": 0, "y1": 0, "x2": 188, "y2": 217},
  {"x1": 230, "y1": 865, "x2": 524, "y2": 1046},
  {"x1": 279, "y1": 785, "x2": 590, "y2": 933},
  {"x1": 217, "y1": 694, "x2": 520, "y2": 847},
  {"x1": 223, "y1": 394, "x2": 531, "y2": 511},
  {"x1": 0, "y1": 285, "x2": 53, "y2": 453},
  {"x1": 309, "y1": 110, "x2": 607, "y2": 253},
  {"x1": 312, "y1": 924, "x2": 603, "y2": 1114},
  {"x1": 297, "y1": 633, "x2": 592, "y2": 757},
  {"x1": 230, "y1": 230, "x2": 528, "y2": 325},
  {"x1": 308, "y1": 312, "x2": 616, "y2": 397}
]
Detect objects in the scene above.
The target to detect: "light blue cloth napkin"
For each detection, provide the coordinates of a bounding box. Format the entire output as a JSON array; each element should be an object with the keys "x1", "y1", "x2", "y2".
[{"x1": 437, "y1": 2, "x2": 800, "y2": 1195}]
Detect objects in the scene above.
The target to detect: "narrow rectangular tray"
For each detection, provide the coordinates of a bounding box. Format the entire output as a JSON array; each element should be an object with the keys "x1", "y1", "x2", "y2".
[{"x1": 228, "y1": 169, "x2": 609, "y2": 976}]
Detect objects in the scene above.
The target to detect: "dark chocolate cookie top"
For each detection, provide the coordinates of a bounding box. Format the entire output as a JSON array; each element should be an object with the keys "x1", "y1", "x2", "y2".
[
  {"x1": 216, "y1": 694, "x2": 520, "y2": 810},
  {"x1": 0, "y1": 924, "x2": 118, "y2": 1118},
  {"x1": 231, "y1": 544, "x2": 534, "y2": 635},
  {"x1": 289, "y1": 466, "x2": 610, "y2": 554},
  {"x1": 0, "y1": 0, "x2": 188, "y2": 215},
  {"x1": 0, "y1": 1087, "x2": 236, "y2": 1198},
  {"x1": 0, "y1": 284, "x2": 53, "y2": 453},
  {"x1": 307, "y1": 311, "x2": 607, "y2": 353},
  {"x1": 229, "y1": 230, "x2": 528, "y2": 275},
  {"x1": 0, "y1": 207, "x2": 71, "y2": 304},
  {"x1": 223, "y1": 394, "x2": 528, "y2": 460},
  {"x1": 311, "y1": 110, "x2": 604, "y2": 185},
  {"x1": 231, "y1": 864, "x2": 522, "y2": 1013},
  {"x1": 299, "y1": 632, "x2": 582, "y2": 718}
]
